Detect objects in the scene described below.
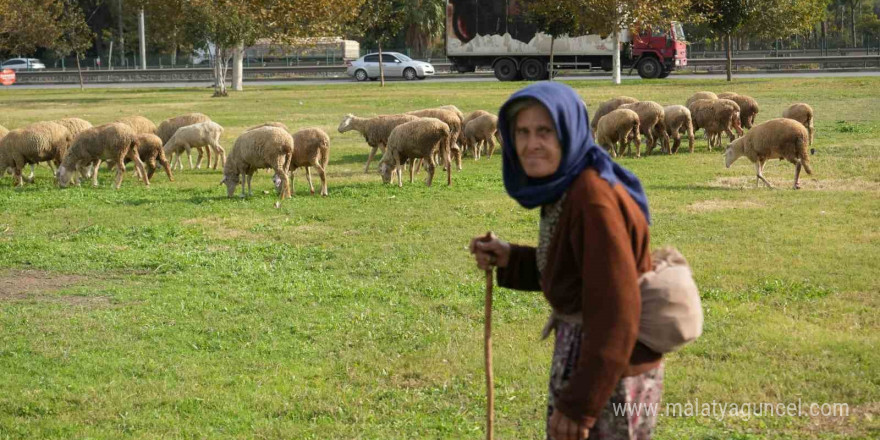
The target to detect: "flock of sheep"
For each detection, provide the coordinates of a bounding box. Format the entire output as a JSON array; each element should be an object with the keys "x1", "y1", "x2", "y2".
[
  {"x1": 0, "y1": 91, "x2": 815, "y2": 196},
  {"x1": 591, "y1": 91, "x2": 816, "y2": 189}
]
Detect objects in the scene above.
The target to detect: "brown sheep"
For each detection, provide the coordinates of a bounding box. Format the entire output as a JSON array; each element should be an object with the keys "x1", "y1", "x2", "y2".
[
  {"x1": 116, "y1": 116, "x2": 158, "y2": 135},
  {"x1": 689, "y1": 99, "x2": 743, "y2": 150},
  {"x1": 222, "y1": 126, "x2": 293, "y2": 200},
  {"x1": 717, "y1": 93, "x2": 760, "y2": 129},
  {"x1": 105, "y1": 133, "x2": 174, "y2": 183},
  {"x1": 460, "y1": 110, "x2": 492, "y2": 151},
  {"x1": 618, "y1": 101, "x2": 669, "y2": 156},
  {"x1": 287, "y1": 127, "x2": 331, "y2": 197},
  {"x1": 57, "y1": 122, "x2": 149, "y2": 189},
  {"x1": 0, "y1": 122, "x2": 72, "y2": 186},
  {"x1": 663, "y1": 105, "x2": 696, "y2": 154},
  {"x1": 782, "y1": 103, "x2": 815, "y2": 146},
  {"x1": 590, "y1": 96, "x2": 639, "y2": 136},
  {"x1": 463, "y1": 114, "x2": 499, "y2": 160},
  {"x1": 724, "y1": 118, "x2": 812, "y2": 189},
  {"x1": 595, "y1": 109, "x2": 641, "y2": 158},
  {"x1": 685, "y1": 91, "x2": 718, "y2": 108},
  {"x1": 338, "y1": 113, "x2": 420, "y2": 172},
  {"x1": 406, "y1": 108, "x2": 462, "y2": 171},
  {"x1": 378, "y1": 118, "x2": 451, "y2": 187}
]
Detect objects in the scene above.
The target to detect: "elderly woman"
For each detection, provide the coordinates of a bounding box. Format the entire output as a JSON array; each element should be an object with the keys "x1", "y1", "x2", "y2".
[{"x1": 470, "y1": 82, "x2": 663, "y2": 440}]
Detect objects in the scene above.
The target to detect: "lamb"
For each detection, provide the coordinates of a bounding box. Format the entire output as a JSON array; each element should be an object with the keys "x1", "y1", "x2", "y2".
[
  {"x1": 56, "y1": 122, "x2": 149, "y2": 189},
  {"x1": 221, "y1": 126, "x2": 292, "y2": 200},
  {"x1": 104, "y1": 133, "x2": 174, "y2": 183},
  {"x1": 724, "y1": 118, "x2": 812, "y2": 190},
  {"x1": 590, "y1": 96, "x2": 639, "y2": 135},
  {"x1": 378, "y1": 118, "x2": 451, "y2": 187},
  {"x1": 0, "y1": 122, "x2": 72, "y2": 186},
  {"x1": 663, "y1": 105, "x2": 695, "y2": 154},
  {"x1": 162, "y1": 121, "x2": 226, "y2": 170},
  {"x1": 406, "y1": 108, "x2": 462, "y2": 170},
  {"x1": 337, "y1": 113, "x2": 420, "y2": 172},
  {"x1": 157, "y1": 113, "x2": 213, "y2": 169},
  {"x1": 618, "y1": 101, "x2": 669, "y2": 156},
  {"x1": 685, "y1": 91, "x2": 718, "y2": 108},
  {"x1": 116, "y1": 116, "x2": 158, "y2": 135},
  {"x1": 463, "y1": 113, "x2": 499, "y2": 160},
  {"x1": 273, "y1": 127, "x2": 331, "y2": 197},
  {"x1": 595, "y1": 109, "x2": 641, "y2": 158},
  {"x1": 689, "y1": 98, "x2": 743, "y2": 150},
  {"x1": 717, "y1": 93, "x2": 759, "y2": 129},
  {"x1": 782, "y1": 103, "x2": 814, "y2": 146}
]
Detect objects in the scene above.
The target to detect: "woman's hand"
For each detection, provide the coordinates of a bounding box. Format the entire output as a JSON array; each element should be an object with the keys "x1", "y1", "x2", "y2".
[
  {"x1": 549, "y1": 409, "x2": 589, "y2": 440},
  {"x1": 469, "y1": 232, "x2": 511, "y2": 270}
]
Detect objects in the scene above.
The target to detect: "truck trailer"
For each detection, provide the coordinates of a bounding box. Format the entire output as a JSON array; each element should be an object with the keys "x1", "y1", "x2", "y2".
[{"x1": 445, "y1": 0, "x2": 687, "y2": 80}]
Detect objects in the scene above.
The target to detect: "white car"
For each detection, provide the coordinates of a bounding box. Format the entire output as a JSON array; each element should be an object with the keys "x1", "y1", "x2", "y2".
[
  {"x1": 1, "y1": 58, "x2": 46, "y2": 71},
  {"x1": 346, "y1": 52, "x2": 434, "y2": 81}
]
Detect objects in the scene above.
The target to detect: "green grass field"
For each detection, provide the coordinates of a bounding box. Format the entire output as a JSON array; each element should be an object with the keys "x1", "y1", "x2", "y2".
[{"x1": 0, "y1": 77, "x2": 878, "y2": 439}]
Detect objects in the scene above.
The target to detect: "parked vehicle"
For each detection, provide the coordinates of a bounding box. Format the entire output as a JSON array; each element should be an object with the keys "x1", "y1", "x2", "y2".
[
  {"x1": 1, "y1": 58, "x2": 46, "y2": 71},
  {"x1": 346, "y1": 52, "x2": 435, "y2": 81},
  {"x1": 445, "y1": 0, "x2": 687, "y2": 80}
]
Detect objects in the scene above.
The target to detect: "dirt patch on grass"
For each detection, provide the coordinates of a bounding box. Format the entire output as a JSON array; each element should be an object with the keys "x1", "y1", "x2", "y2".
[
  {"x1": 688, "y1": 199, "x2": 766, "y2": 212},
  {"x1": 803, "y1": 401, "x2": 879, "y2": 437},
  {"x1": 712, "y1": 176, "x2": 880, "y2": 191},
  {"x1": 181, "y1": 216, "x2": 262, "y2": 240},
  {"x1": 0, "y1": 269, "x2": 109, "y2": 307}
]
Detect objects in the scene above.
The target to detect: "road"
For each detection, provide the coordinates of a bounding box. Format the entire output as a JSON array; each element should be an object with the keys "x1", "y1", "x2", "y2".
[{"x1": 3, "y1": 70, "x2": 879, "y2": 90}]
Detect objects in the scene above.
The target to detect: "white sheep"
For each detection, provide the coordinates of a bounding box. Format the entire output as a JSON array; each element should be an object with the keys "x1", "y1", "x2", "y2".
[
  {"x1": 0, "y1": 122, "x2": 72, "y2": 186},
  {"x1": 163, "y1": 121, "x2": 226, "y2": 170},
  {"x1": 221, "y1": 126, "x2": 293, "y2": 199},
  {"x1": 782, "y1": 103, "x2": 814, "y2": 146},
  {"x1": 663, "y1": 105, "x2": 695, "y2": 154},
  {"x1": 595, "y1": 109, "x2": 641, "y2": 158},
  {"x1": 378, "y1": 118, "x2": 451, "y2": 187},
  {"x1": 274, "y1": 127, "x2": 331, "y2": 197},
  {"x1": 724, "y1": 118, "x2": 812, "y2": 190},
  {"x1": 463, "y1": 114, "x2": 499, "y2": 160},
  {"x1": 590, "y1": 96, "x2": 639, "y2": 136},
  {"x1": 338, "y1": 113, "x2": 420, "y2": 172},
  {"x1": 157, "y1": 113, "x2": 213, "y2": 169},
  {"x1": 618, "y1": 101, "x2": 669, "y2": 156},
  {"x1": 56, "y1": 122, "x2": 149, "y2": 189}
]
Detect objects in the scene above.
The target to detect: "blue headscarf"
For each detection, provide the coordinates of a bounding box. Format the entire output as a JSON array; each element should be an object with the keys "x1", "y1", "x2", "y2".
[{"x1": 498, "y1": 82, "x2": 651, "y2": 224}]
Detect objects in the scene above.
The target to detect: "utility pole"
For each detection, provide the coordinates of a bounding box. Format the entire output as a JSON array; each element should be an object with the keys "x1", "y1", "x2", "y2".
[
  {"x1": 118, "y1": 0, "x2": 125, "y2": 68},
  {"x1": 138, "y1": 8, "x2": 146, "y2": 69}
]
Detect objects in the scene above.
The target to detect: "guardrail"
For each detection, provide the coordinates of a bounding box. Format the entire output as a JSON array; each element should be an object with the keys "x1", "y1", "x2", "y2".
[{"x1": 684, "y1": 55, "x2": 880, "y2": 70}]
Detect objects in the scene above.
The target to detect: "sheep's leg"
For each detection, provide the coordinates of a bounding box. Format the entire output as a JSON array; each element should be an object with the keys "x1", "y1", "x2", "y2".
[
  {"x1": 395, "y1": 156, "x2": 403, "y2": 188},
  {"x1": 454, "y1": 147, "x2": 462, "y2": 171},
  {"x1": 184, "y1": 146, "x2": 195, "y2": 170},
  {"x1": 146, "y1": 159, "x2": 157, "y2": 180},
  {"x1": 273, "y1": 166, "x2": 290, "y2": 200},
  {"x1": 239, "y1": 173, "x2": 247, "y2": 198},
  {"x1": 305, "y1": 166, "x2": 316, "y2": 194},
  {"x1": 755, "y1": 161, "x2": 773, "y2": 189},
  {"x1": 194, "y1": 146, "x2": 205, "y2": 169},
  {"x1": 487, "y1": 137, "x2": 496, "y2": 159},
  {"x1": 661, "y1": 128, "x2": 671, "y2": 154},
  {"x1": 91, "y1": 160, "x2": 100, "y2": 187},
  {"x1": 26, "y1": 164, "x2": 35, "y2": 183},
  {"x1": 129, "y1": 150, "x2": 150, "y2": 186},
  {"x1": 445, "y1": 144, "x2": 452, "y2": 186},
  {"x1": 211, "y1": 142, "x2": 225, "y2": 169},
  {"x1": 409, "y1": 160, "x2": 415, "y2": 184},
  {"x1": 12, "y1": 166, "x2": 23, "y2": 187},
  {"x1": 246, "y1": 172, "x2": 253, "y2": 196},
  {"x1": 793, "y1": 162, "x2": 802, "y2": 190},
  {"x1": 725, "y1": 128, "x2": 736, "y2": 143},
  {"x1": 364, "y1": 145, "x2": 379, "y2": 173},
  {"x1": 113, "y1": 159, "x2": 125, "y2": 190},
  {"x1": 313, "y1": 163, "x2": 328, "y2": 197},
  {"x1": 414, "y1": 159, "x2": 422, "y2": 175}
]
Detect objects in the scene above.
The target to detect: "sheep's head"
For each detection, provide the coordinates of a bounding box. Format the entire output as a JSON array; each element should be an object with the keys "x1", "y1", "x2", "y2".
[
  {"x1": 337, "y1": 114, "x2": 354, "y2": 133},
  {"x1": 724, "y1": 139, "x2": 744, "y2": 168},
  {"x1": 55, "y1": 165, "x2": 74, "y2": 188},
  {"x1": 220, "y1": 173, "x2": 238, "y2": 198},
  {"x1": 377, "y1": 160, "x2": 393, "y2": 184}
]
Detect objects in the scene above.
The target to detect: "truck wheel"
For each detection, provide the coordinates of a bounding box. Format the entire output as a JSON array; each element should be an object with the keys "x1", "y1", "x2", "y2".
[
  {"x1": 637, "y1": 58, "x2": 662, "y2": 79},
  {"x1": 493, "y1": 59, "x2": 519, "y2": 81},
  {"x1": 520, "y1": 58, "x2": 546, "y2": 81},
  {"x1": 600, "y1": 58, "x2": 613, "y2": 72},
  {"x1": 658, "y1": 69, "x2": 671, "y2": 79}
]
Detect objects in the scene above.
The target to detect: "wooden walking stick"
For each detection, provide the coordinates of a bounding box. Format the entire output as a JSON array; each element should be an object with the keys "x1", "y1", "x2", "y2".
[{"x1": 483, "y1": 232, "x2": 495, "y2": 440}]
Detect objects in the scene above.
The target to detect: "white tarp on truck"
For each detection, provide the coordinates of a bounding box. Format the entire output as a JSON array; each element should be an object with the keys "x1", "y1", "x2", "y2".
[{"x1": 447, "y1": 31, "x2": 628, "y2": 57}]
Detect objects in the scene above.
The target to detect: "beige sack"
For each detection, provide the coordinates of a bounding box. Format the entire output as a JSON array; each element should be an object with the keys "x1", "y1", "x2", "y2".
[{"x1": 637, "y1": 247, "x2": 703, "y2": 353}]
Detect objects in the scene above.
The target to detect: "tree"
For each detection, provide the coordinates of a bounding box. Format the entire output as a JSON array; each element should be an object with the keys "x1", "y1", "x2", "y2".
[
  {"x1": 402, "y1": 0, "x2": 445, "y2": 59},
  {"x1": 53, "y1": 0, "x2": 95, "y2": 90},
  {"x1": 348, "y1": 0, "x2": 407, "y2": 86},
  {"x1": 0, "y1": 0, "x2": 64, "y2": 55},
  {"x1": 523, "y1": 0, "x2": 581, "y2": 81},
  {"x1": 694, "y1": 0, "x2": 755, "y2": 81}
]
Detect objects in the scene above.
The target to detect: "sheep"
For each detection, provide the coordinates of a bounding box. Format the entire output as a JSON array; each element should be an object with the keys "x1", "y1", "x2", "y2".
[
  {"x1": 689, "y1": 98, "x2": 743, "y2": 150},
  {"x1": 717, "y1": 93, "x2": 760, "y2": 130},
  {"x1": 337, "y1": 113, "x2": 420, "y2": 172},
  {"x1": 663, "y1": 105, "x2": 695, "y2": 154},
  {"x1": 104, "y1": 133, "x2": 174, "y2": 183},
  {"x1": 273, "y1": 127, "x2": 330, "y2": 197},
  {"x1": 595, "y1": 109, "x2": 641, "y2": 158},
  {"x1": 246, "y1": 122, "x2": 289, "y2": 132},
  {"x1": 685, "y1": 91, "x2": 718, "y2": 108},
  {"x1": 116, "y1": 116, "x2": 158, "y2": 135},
  {"x1": 157, "y1": 113, "x2": 213, "y2": 169},
  {"x1": 463, "y1": 114, "x2": 499, "y2": 160},
  {"x1": 438, "y1": 105, "x2": 465, "y2": 122},
  {"x1": 618, "y1": 101, "x2": 669, "y2": 156},
  {"x1": 459, "y1": 110, "x2": 492, "y2": 152},
  {"x1": 590, "y1": 96, "x2": 639, "y2": 136},
  {"x1": 724, "y1": 118, "x2": 812, "y2": 190},
  {"x1": 56, "y1": 122, "x2": 149, "y2": 189},
  {"x1": 782, "y1": 103, "x2": 814, "y2": 146},
  {"x1": 221, "y1": 126, "x2": 292, "y2": 200},
  {"x1": 378, "y1": 118, "x2": 451, "y2": 187},
  {"x1": 0, "y1": 124, "x2": 8, "y2": 138},
  {"x1": 406, "y1": 108, "x2": 461, "y2": 170},
  {"x1": 0, "y1": 122, "x2": 72, "y2": 186},
  {"x1": 53, "y1": 117, "x2": 93, "y2": 138},
  {"x1": 162, "y1": 121, "x2": 226, "y2": 170}
]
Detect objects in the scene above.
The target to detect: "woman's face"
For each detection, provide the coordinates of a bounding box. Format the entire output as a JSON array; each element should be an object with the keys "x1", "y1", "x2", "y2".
[{"x1": 514, "y1": 104, "x2": 562, "y2": 178}]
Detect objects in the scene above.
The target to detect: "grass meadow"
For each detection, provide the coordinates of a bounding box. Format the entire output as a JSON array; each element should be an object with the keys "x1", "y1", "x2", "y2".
[{"x1": 0, "y1": 77, "x2": 878, "y2": 439}]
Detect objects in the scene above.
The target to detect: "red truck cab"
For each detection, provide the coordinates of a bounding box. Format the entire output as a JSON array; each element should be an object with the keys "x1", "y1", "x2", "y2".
[{"x1": 631, "y1": 22, "x2": 688, "y2": 78}]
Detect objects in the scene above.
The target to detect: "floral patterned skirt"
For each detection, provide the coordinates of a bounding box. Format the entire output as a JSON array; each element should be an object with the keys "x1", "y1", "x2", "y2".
[{"x1": 547, "y1": 320, "x2": 664, "y2": 440}]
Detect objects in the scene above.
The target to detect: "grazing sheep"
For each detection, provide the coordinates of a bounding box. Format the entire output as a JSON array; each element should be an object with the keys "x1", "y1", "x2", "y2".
[
  {"x1": 406, "y1": 108, "x2": 462, "y2": 170},
  {"x1": 221, "y1": 126, "x2": 292, "y2": 199},
  {"x1": 276, "y1": 127, "x2": 330, "y2": 197},
  {"x1": 246, "y1": 122, "x2": 289, "y2": 132},
  {"x1": 378, "y1": 118, "x2": 451, "y2": 187},
  {"x1": 618, "y1": 101, "x2": 669, "y2": 156},
  {"x1": 717, "y1": 93, "x2": 760, "y2": 129},
  {"x1": 162, "y1": 121, "x2": 226, "y2": 170},
  {"x1": 56, "y1": 122, "x2": 148, "y2": 189},
  {"x1": 105, "y1": 133, "x2": 174, "y2": 183},
  {"x1": 0, "y1": 122, "x2": 72, "y2": 186},
  {"x1": 663, "y1": 105, "x2": 695, "y2": 154},
  {"x1": 337, "y1": 113, "x2": 420, "y2": 172},
  {"x1": 685, "y1": 91, "x2": 718, "y2": 108},
  {"x1": 157, "y1": 113, "x2": 213, "y2": 169},
  {"x1": 689, "y1": 99, "x2": 743, "y2": 150},
  {"x1": 53, "y1": 118, "x2": 93, "y2": 138},
  {"x1": 590, "y1": 96, "x2": 639, "y2": 136},
  {"x1": 463, "y1": 114, "x2": 499, "y2": 159},
  {"x1": 782, "y1": 103, "x2": 814, "y2": 146},
  {"x1": 595, "y1": 109, "x2": 641, "y2": 158},
  {"x1": 116, "y1": 116, "x2": 158, "y2": 135},
  {"x1": 724, "y1": 118, "x2": 812, "y2": 190},
  {"x1": 460, "y1": 110, "x2": 492, "y2": 152},
  {"x1": 438, "y1": 105, "x2": 465, "y2": 122}
]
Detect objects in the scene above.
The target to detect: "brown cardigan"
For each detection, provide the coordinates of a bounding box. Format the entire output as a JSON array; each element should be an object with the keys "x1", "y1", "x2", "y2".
[{"x1": 496, "y1": 168, "x2": 662, "y2": 428}]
